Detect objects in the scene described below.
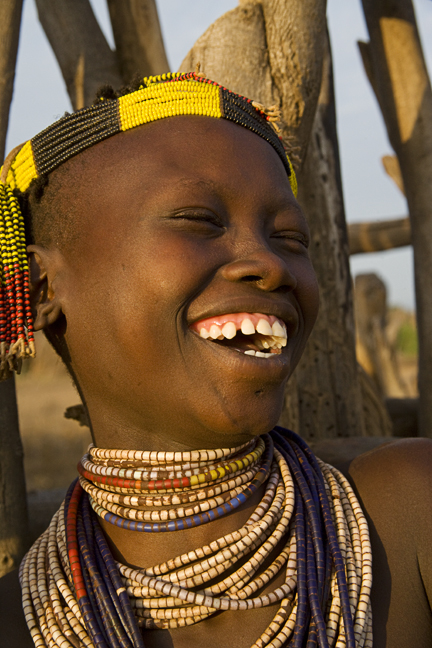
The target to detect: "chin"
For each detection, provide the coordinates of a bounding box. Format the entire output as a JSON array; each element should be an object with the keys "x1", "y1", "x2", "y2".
[{"x1": 192, "y1": 386, "x2": 286, "y2": 447}]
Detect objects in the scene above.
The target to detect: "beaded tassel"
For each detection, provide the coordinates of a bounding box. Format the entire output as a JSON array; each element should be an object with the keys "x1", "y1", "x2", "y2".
[
  {"x1": 20, "y1": 429, "x2": 373, "y2": 648},
  {"x1": 0, "y1": 182, "x2": 35, "y2": 378}
]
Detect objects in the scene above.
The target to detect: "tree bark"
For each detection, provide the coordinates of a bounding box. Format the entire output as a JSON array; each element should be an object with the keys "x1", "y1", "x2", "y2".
[
  {"x1": 0, "y1": 377, "x2": 28, "y2": 577},
  {"x1": 35, "y1": 0, "x2": 122, "y2": 109},
  {"x1": 360, "y1": 0, "x2": 432, "y2": 437},
  {"x1": 280, "y1": 33, "x2": 377, "y2": 440},
  {"x1": 243, "y1": 0, "x2": 327, "y2": 170},
  {"x1": 348, "y1": 217, "x2": 410, "y2": 254},
  {"x1": 106, "y1": 0, "x2": 169, "y2": 84},
  {"x1": 355, "y1": 273, "x2": 408, "y2": 398},
  {"x1": 0, "y1": 0, "x2": 23, "y2": 161},
  {"x1": 382, "y1": 154, "x2": 405, "y2": 195},
  {"x1": 0, "y1": 0, "x2": 29, "y2": 578},
  {"x1": 181, "y1": 0, "x2": 326, "y2": 168}
]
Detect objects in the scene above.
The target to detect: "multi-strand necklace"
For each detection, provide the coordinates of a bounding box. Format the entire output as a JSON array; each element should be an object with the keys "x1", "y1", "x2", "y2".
[{"x1": 20, "y1": 427, "x2": 373, "y2": 648}]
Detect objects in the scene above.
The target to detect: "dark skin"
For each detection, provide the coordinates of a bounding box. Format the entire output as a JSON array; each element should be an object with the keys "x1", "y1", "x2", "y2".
[{"x1": 0, "y1": 117, "x2": 431, "y2": 647}]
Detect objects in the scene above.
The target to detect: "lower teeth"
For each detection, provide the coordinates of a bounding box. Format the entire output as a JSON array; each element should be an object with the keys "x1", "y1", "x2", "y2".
[{"x1": 244, "y1": 350, "x2": 274, "y2": 358}]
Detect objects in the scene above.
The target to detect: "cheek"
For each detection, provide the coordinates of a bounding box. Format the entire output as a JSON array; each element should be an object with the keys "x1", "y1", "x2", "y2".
[{"x1": 89, "y1": 235, "x2": 213, "y2": 346}]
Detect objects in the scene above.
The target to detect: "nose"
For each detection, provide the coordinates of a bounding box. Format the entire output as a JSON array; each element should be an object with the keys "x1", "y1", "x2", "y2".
[{"x1": 220, "y1": 247, "x2": 297, "y2": 293}]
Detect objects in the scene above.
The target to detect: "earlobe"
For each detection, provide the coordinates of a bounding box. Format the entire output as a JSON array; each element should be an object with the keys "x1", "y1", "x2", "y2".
[{"x1": 27, "y1": 244, "x2": 64, "y2": 331}]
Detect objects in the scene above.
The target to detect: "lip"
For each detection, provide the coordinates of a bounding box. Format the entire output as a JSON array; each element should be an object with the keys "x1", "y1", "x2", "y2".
[{"x1": 187, "y1": 297, "x2": 300, "y2": 337}]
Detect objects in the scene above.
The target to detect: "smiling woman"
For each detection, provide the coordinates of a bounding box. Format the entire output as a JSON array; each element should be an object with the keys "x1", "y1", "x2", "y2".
[{"x1": 0, "y1": 72, "x2": 431, "y2": 648}]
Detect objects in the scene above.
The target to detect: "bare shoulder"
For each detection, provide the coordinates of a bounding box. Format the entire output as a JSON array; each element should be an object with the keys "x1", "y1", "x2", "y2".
[
  {"x1": 346, "y1": 438, "x2": 432, "y2": 647},
  {"x1": 348, "y1": 437, "x2": 432, "y2": 526},
  {"x1": 348, "y1": 437, "x2": 432, "y2": 568},
  {"x1": 0, "y1": 568, "x2": 33, "y2": 647},
  {"x1": 349, "y1": 435, "x2": 431, "y2": 490}
]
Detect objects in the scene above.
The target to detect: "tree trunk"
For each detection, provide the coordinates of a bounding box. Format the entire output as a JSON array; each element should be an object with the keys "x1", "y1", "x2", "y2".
[
  {"x1": 0, "y1": 0, "x2": 23, "y2": 160},
  {"x1": 0, "y1": 377, "x2": 28, "y2": 577},
  {"x1": 280, "y1": 33, "x2": 385, "y2": 440},
  {"x1": 0, "y1": 0, "x2": 29, "y2": 578},
  {"x1": 106, "y1": 0, "x2": 169, "y2": 84},
  {"x1": 355, "y1": 273, "x2": 408, "y2": 398},
  {"x1": 181, "y1": 0, "x2": 326, "y2": 169},
  {"x1": 35, "y1": 0, "x2": 122, "y2": 109},
  {"x1": 359, "y1": 0, "x2": 432, "y2": 437}
]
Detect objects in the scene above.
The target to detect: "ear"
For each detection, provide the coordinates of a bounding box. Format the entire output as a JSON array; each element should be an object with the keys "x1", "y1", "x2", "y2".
[{"x1": 27, "y1": 244, "x2": 64, "y2": 331}]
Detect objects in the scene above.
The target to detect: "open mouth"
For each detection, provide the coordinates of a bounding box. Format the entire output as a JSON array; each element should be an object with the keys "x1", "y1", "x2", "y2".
[{"x1": 189, "y1": 312, "x2": 287, "y2": 359}]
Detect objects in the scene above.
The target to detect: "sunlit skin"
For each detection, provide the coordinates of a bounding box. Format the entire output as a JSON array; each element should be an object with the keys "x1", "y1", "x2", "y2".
[
  {"x1": 30, "y1": 116, "x2": 320, "y2": 452},
  {"x1": 0, "y1": 117, "x2": 432, "y2": 648}
]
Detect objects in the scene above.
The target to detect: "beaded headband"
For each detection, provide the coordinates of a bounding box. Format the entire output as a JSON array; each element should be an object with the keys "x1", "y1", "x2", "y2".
[{"x1": 0, "y1": 71, "x2": 298, "y2": 379}]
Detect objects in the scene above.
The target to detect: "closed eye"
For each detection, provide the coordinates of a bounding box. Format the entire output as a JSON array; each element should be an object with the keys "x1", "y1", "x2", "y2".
[
  {"x1": 170, "y1": 210, "x2": 225, "y2": 231},
  {"x1": 273, "y1": 231, "x2": 309, "y2": 249}
]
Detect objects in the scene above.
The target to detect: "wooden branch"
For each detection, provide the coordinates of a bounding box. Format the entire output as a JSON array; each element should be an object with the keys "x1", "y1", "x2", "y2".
[
  {"x1": 348, "y1": 217, "x2": 411, "y2": 254},
  {"x1": 360, "y1": 0, "x2": 432, "y2": 437},
  {"x1": 382, "y1": 154, "x2": 405, "y2": 195},
  {"x1": 106, "y1": 0, "x2": 169, "y2": 83},
  {"x1": 0, "y1": 376, "x2": 29, "y2": 577},
  {"x1": 35, "y1": 0, "x2": 122, "y2": 109},
  {"x1": 181, "y1": 0, "x2": 327, "y2": 169},
  {"x1": 0, "y1": 0, "x2": 30, "y2": 578},
  {"x1": 0, "y1": 0, "x2": 23, "y2": 160}
]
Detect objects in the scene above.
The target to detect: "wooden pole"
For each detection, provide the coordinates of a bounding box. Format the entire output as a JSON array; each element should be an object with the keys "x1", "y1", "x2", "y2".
[
  {"x1": 0, "y1": 0, "x2": 23, "y2": 160},
  {"x1": 181, "y1": 0, "x2": 327, "y2": 171},
  {"x1": 106, "y1": 0, "x2": 169, "y2": 83},
  {"x1": 35, "y1": 0, "x2": 122, "y2": 109},
  {"x1": 348, "y1": 216, "x2": 410, "y2": 254},
  {"x1": 360, "y1": 0, "x2": 432, "y2": 437},
  {"x1": 0, "y1": 0, "x2": 29, "y2": 578},
  {"x1": 289, "y1": 32, "x2": 382, "y2": 440}
]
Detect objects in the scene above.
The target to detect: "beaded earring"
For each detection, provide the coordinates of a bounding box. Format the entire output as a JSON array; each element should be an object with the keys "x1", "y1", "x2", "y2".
[{"x1": 0, "y1": 146, "x2": 36, "y2": 379}]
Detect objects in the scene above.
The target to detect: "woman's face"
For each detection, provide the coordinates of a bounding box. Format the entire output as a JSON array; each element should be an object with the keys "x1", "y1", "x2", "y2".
[{"x1": 44, "y1": 116, "x2": 319, "y2": 450}]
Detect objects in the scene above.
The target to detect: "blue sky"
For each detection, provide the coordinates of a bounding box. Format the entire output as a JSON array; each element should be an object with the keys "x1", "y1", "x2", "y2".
[{"x1": 6, "y1": 0, "x2": 432, "y2": 310}]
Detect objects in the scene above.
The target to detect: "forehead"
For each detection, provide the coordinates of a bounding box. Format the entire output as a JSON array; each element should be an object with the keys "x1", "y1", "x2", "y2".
[{"x1": 54, "y1": 115, "x2": 294, "y2": 209}]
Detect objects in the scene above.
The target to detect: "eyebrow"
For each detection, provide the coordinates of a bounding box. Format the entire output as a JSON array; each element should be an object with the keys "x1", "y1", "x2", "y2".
[{"x1": 172, "y1": 177, "x2": 221, "y2": 193}]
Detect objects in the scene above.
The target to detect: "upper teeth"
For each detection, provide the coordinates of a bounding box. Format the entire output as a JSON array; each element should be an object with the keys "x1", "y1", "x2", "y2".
[
  {"x1": 221, "y1": 322, "x2": 236, "y2": 339},
  {"x1": 241, "y1": 319, "x2": 255, "y2": 335},
  {"x1": 198, "y1": 315, "x2": 287, "y2": 348},
  {"x1": 256, "y1": 318, "x2": 273, "y2": 336}
]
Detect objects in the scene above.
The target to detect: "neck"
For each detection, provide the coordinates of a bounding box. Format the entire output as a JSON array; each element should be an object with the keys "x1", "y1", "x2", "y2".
[
  {"x1": 100, "y1": 484, "x2": 266, "y2": 570},
  {"x1": 81, "y1": 435, "x2": 268, "y2": 570}
]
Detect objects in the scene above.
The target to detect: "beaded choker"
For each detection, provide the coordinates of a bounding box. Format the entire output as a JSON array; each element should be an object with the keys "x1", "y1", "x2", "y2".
[
  {"x1": 0, "y1": 72, "x2": 297, "y2": 378},
  {"x1": 20, "y1": 428, "x2": 373, "y2": 648}
]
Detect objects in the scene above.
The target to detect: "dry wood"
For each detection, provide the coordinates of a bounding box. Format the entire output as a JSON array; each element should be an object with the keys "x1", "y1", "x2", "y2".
[
  {"x1": 182, "y1": 0, "x2": 326, "y2": 169},
  {"x1": 0, "y1": 377, "x2": 29, "y2": 578},
  {"x1": 355, "y1": 273, "x2": 408, "y2": 398},
  {"x1": 243, "y1": 0, "x2": 327, "y2": 170},
  {"x1": 107, "y1": 0, "x2": 169, "y2": 83},
  {"x1": 385, "y1": 397, "x2": 418, "y2": 437},
  {"x1": 0, "y1": 0, "x2": 23, "y2": 160},
  {"x1": 35, "y1": 0, "x2": 122, "y2": 109},
  {"x1": 360, "y1": 0, "x2": 432, "y2": 437},
  {"x1": 283, "y1": 34, "x2": 385, "y2": 440},
  {"x1": 0, "y1": 0, "x2": 30, "y2": 577},
  {"x1": 348, "y1": 217, "x2": 411, "y2": 254},
  {"x1": 382, "y1": 154, "x2": 405, "y2": 194}
]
